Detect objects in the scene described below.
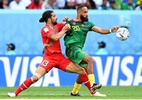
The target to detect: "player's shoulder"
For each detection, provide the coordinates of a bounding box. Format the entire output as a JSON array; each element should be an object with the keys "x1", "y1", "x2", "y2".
[
  {"x1": 86, "y1": 21, "x2": 93, "y2": 24},
  {"x1": 42, "y1": 25, "x2": 49, "y2": 33},
  {"x1": 57, "y1": 22, "x2": 64, "y2": 26},
  {"x1": 86, "y1": 21, "x2": 95, "y2": 26}
]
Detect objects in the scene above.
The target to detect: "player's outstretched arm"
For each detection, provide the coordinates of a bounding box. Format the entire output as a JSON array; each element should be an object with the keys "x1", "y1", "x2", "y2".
[
  {"x1": 91, "y1": 26, "x2": 119, "y2": 34},
  {"x1": 50, "y1": 24, "x2": 70, "y2": 41}
]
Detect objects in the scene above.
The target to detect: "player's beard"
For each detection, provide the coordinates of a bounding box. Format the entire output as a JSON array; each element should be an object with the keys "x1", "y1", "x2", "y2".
[
  {"x1": 53, "y1": 21, "x2": 57, "y2": 25},
  {"x1": 80, "y1": 15, "x2": 88, "y2": 22}
]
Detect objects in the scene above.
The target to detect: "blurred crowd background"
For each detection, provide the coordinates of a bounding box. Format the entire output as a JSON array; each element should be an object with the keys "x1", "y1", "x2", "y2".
[{"x1": 0, "y1": 0, "x2": 142, "y2": 10}]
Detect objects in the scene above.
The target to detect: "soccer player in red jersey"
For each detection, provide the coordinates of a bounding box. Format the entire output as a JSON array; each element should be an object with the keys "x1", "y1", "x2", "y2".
[{"x1": 7, "y1": 10, "x2": 98, "y2": 97}]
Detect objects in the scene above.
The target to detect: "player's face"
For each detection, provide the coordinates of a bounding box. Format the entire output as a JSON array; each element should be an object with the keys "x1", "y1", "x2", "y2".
[
  {"x1": 80, "y1": 7, "x2": 88, "y2": 21},
  {"x1": 50, "y1": 12, "x2": 58, "y2": 25}
]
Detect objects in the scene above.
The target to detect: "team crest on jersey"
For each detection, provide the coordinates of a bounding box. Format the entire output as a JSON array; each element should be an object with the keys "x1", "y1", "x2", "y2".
[
  {"x1": 81, "y1": 24, "x2": 84, "y2": 27},
  {"x1": 44, "y1": 28, "x2": 49, "y2": 32}
]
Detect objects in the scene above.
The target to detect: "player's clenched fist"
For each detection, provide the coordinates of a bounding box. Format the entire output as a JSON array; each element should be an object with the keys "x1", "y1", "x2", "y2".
[{"x1": 62, "y1": 24, "x2": 71, "y2": 31}]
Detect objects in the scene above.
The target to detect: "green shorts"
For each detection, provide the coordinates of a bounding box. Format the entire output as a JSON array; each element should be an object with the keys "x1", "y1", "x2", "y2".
[{"x1": 65, "y1": 46, "x2": 88, "y2": 67}]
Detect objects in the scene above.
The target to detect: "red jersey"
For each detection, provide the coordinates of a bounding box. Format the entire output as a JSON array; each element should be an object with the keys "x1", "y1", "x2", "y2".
[
  {"x1": 41, "y1": 23, "x2": 64, "y2": 55},
  {"x1": 26, "y1": 2, "x2": 42, "y2": 9}
]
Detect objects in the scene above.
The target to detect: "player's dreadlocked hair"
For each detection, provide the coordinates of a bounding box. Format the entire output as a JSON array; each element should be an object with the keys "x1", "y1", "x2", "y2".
[{"x1": 39, "y1": 10, "x2": 53, "y2": 23}]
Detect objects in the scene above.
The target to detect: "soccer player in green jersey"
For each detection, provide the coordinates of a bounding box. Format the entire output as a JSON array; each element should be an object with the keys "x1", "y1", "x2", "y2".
[{"x1": 64, "y1": 5, "x2": 119, "y2": 97}]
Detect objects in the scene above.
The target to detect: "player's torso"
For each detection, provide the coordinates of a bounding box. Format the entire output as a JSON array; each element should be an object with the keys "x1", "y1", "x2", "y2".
[
  {"x1": 64, "y1": 21, "x2": 92, "y2": 48},
  {"x1": 42, "y1": 23, "x2": 63, "y2": 54}
]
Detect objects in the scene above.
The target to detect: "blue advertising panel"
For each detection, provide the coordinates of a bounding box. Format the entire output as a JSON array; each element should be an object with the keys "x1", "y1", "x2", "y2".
[
  {"x1": 0, "y1": 55, "x2": 142, "y2": 87},
  {"x1": 0, "y1": 10, "x2": 142, "y2": 55}
]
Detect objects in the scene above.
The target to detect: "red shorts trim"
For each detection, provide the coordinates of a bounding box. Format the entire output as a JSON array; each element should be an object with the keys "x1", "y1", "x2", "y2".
[{"x1": 39, "y1": 53, "x2": 71, "y2": 72}]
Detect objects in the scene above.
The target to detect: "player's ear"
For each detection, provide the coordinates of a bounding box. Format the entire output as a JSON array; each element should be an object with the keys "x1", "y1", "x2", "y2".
[{"x1": 48, "y1": 18, "x2": 52, "y2": 22}]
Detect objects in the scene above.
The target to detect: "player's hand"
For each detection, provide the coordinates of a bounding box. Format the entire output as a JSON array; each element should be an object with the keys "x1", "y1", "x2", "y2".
[
  {"x1": 62, "y1": 24, "x2": 71, "y2": 31},
  {"x1": 111, "y1": 26, "x2": 120, "y2": 32},
  {"x1": 44, "y1": 43, "x2": 53, "y2": 48},
  {"x1": 63, "y1": 16, "x2": 69, "y2": 22}
]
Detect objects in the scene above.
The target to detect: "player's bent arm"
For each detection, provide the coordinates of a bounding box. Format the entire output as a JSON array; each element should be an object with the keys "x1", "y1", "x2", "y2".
[
  {"x1": 91, "y1": 26, "x2": 111, "y2": 34},
  {"x1": 50, "y1": 29, "x2": 67, "y2": 41},
  {"x1": 50, "y1": 24, "x2": 70, "y2": 41}
]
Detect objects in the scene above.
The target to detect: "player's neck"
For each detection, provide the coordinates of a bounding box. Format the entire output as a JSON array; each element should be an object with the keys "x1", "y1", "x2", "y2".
[
  {"x1": 73, "y1": 18, "x2": 82, "y2": 22},
  {"x1": 46, "y1": 23, "x2": 54, "y2": 29},
  {"x1": 74, "y1": 16, "x2": 82, "y2": 22}
]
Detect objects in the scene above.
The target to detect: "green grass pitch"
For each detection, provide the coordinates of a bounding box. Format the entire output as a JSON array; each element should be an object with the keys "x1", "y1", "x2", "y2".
[{"x1": 0, "y1": 86, "x2": 141, "y2": 100}]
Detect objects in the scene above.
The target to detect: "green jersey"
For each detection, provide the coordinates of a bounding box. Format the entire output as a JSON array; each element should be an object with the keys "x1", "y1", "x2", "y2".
[
  {"x1": 64, "y1": 20, "x2": 95, "y2": 66},
  {"x1": 64, "y1": 20, "x2": 95, "y2": 48}
]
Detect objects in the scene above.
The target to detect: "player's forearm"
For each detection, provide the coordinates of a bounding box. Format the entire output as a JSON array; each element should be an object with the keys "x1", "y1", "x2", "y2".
[
  {"x1": 99, "y1": 26, "x2": 119, "y2": 34},
  {"x1": 51, "y1": 30, "x2": 67, "y2": 41},
  {"x1": 92, "y1": 26, "x2": 111, "y2": 34},
  {"x1": 99, "y1": 28, "x2": 111, "y2": 34}
]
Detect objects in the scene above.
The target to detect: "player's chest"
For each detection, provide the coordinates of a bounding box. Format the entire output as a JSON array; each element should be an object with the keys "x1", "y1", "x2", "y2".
[
  {"x1": 49, "y1": 26, "x2": 59, "y2": 34},
  {"x1": 71, "y1": 22, "x2": 90, "y2": 32}
]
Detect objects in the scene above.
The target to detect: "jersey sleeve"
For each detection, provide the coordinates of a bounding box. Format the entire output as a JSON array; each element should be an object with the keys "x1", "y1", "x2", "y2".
[
  {"x1": 41, "y1": 27, "x2": 51, "y2": 44},
  {"x1": 41, "y1": 27, "x2": 51, "y2": 38},
  {"x1": 89, "y1": 22, "x2": 95, "y2": 31}
]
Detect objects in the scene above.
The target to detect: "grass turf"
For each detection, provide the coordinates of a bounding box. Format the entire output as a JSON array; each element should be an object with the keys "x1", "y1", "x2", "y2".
[{"x1": 0, "y1": 86, "x2": 142, "y2": 99}]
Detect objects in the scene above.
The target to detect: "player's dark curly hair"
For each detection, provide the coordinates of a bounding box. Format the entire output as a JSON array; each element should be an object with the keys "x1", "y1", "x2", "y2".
[{"x1": 39, "y1": 10, "x2": 53, "y2": 23}]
